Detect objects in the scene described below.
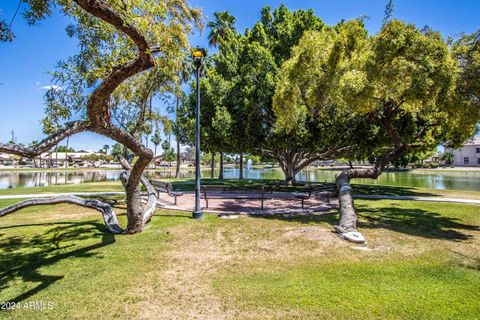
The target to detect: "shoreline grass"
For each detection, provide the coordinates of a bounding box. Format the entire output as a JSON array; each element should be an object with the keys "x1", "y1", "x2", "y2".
[{"x1": 1, "y1": 178, "x2": 480, "y2": 200}]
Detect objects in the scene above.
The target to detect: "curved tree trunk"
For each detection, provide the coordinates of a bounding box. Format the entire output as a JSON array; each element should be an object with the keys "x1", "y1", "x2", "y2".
[
  {"x1": 239, "y1": 153, "x2": 244, "y2": 180},
  {"x1": 219, "y1": 151, "x2": 224, "y2": 180},
  {"x1": 118, "y1": 156, "x2": 156, "y2": 233},
  {"x1": 0, "y1": 195, "x2": 123, "y2": 234},
  {"x1": 0, "y1": 0, "x2": 196, "y2": 235},
  {"x1": 334, "y1": 145, "x2": 407, "y2": 243}
]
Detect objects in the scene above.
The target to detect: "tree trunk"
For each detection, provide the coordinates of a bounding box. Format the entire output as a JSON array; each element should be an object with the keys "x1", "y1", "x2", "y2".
[
  {"x1": 239, "y1": 153, "x2": 244, "y2": 180},
  {"x1": 65, "y1": 136, "x2": 70, "y2": 168},
  {"x1": 0, "y1": 0, "x2": 176, "y2": 235},
  {"x1": 284, "y1": 163, "x2": 296, "y2": 185},
  {"x1": 118, "y1": 156, "x2": 157, "y2": 233},
  {"x1": 219, "y1": 151, "x2": 224, "y2": 180},
  {"x1": 154, "y1": 144, "x2": 157, "y2": 168},
  {"x1": 211, "y1": 152, "x2": 215, "y2": 178},
  {"x1": 334, "y1": 167, "x2": 383, "y2": 243},
  {"x1": 278, "y1": 157, "x2": 298, "y2": 185},
  {"x1": 175, "y1": 138, "x2": 180, "y2": 178}
]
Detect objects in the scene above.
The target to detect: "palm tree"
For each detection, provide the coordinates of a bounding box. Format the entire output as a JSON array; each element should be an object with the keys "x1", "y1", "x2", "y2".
[
  {"x1": 151, "y1": 130, "x2": 161, "y2": 168},
  {"x1": 207, "y1": 11, "x2": 236, "y2": 47}
]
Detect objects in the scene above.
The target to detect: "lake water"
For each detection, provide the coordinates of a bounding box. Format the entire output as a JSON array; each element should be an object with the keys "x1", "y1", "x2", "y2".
[{"x1": 1, "y1": 167, "x2": 480, "y2": 192}]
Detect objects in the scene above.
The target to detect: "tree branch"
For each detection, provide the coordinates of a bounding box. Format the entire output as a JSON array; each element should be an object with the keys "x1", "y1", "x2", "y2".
[
  {"x1": 0, "y1": 195, "x2": 123, "y2": 234},
  {"x1": 0, "y1": 121, "x2": 88, "y2": 158}
]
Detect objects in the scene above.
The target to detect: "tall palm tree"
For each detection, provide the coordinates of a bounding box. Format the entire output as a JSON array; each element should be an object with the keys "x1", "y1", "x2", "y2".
[
  {"x1": 207, "y1": 11, "x2": 236, "y2": 47},
  {"x1": 151, "y1": 130, "x2": 161, "y2": 168}
]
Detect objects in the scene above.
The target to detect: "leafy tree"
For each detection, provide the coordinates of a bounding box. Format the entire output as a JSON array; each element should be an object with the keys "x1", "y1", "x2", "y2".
[
  {"x1": 0, "y1": 0, "x2": 201, "y2": 234},
  {"x1": 274, "y1": 20, "x2": 479, "y2": 240},
  {"x1": 151, "y1": 129, "x2": 162, "y2": 158},
  {"x1": 193, "y1": 5, "x2": 328, "y2": 182},
  {"x1": 101, "y1": 144, "x2": 110, "y2": 155},
  {"x1": 55, "y1": 145, "x2": 75, "y2": 152},
  {"x1": 441, "y1": 151, "x2": 454, "y2": 165},
  {"x1": 110, "y1": 143, "x2": 124, "y2": 160},
  {"x1": 81, "y1": 153, "x2": 113, "y2": 168},
  {"x1": 161, "y1": 140, "x2": 175, "y2": 166}
]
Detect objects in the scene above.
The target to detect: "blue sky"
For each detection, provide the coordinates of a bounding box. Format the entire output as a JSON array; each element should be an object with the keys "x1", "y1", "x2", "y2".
[{"x1": 0, "y1": 0, "x2": 479, "y2": 151}]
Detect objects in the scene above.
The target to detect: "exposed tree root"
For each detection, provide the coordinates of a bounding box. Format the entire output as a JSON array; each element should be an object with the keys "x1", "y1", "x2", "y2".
[{"x1": 0, "y1": 195, "x2": 123, "y2": 234}]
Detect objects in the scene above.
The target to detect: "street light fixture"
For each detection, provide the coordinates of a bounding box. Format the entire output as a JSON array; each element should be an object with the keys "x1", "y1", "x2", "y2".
[{"x1": 192, "y1": 47, "x2": 206, "y2": 219}]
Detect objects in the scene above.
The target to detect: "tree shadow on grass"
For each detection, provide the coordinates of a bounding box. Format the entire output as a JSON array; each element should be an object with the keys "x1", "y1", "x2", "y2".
[
  {"x1": 247, "y1": 202, "x2": 478, "y2": 241},
  {"x1": 0, "y1": 220, "x2": 115, "y2": 304},
  {"x1": 351, "y1": 184, "x2": 439, "y2": 197},
  {"x1": 355, "y1": 202, "x2": 479, "y2": 241},
  {"x1": 250, "y1": 210, "x2": 339, "y2": 226}
]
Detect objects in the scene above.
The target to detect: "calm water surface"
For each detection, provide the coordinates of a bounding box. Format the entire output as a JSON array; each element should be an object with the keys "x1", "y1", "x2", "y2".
[{"x1": 1, "y1": 167, "x2": 479, "y2": 192}]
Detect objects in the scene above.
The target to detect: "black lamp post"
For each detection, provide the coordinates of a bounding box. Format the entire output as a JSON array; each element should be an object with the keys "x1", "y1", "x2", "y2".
[{"x1": 192, "y1": 47, "x2": 206, "y2": 219}]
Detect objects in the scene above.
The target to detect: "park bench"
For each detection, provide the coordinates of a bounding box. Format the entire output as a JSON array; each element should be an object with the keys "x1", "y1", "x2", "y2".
[
  {"x1": 150, "y1": 180, "x2": 184, "y2": 205},
  {"x1": 292, "y1": 183, "x2": 337, "y2": 208},
  {"x1": 201, "y1": 185, "x2": 272, "y2": 210}
]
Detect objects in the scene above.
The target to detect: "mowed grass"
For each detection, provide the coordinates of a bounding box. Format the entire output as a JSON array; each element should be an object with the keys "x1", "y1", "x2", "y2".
[
  {"x1": 0, "y1": 197, "x2": 479, "y2": 319},
  {"x1": 0, "y1": 181, "x2": 124, "y2": 196}
]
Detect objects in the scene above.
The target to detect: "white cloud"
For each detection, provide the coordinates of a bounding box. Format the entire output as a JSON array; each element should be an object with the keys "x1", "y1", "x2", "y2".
[
  {"x1": 42, "y1": 85, "x2": 62, "y2": 91},
  {"x1": 35, "y1": 81, "x2": 41, "y2": 86}
]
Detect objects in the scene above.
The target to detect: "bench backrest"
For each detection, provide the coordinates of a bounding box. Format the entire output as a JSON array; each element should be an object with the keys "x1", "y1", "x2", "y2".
[
  {"x1": 307, "y1": 184, "x2": 337, "y2": 193},
  {"x1": 202, "y1": 185, "x2": 267, "y2": 194},
  {"x1": 150, "y1": 180, "x2": 172, "y2": 192}
]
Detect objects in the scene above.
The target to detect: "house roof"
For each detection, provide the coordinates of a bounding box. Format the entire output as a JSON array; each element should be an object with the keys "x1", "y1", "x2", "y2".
[
  {"x1": 463, "y1": 137, "x2": 480, "y2": 146},
  {"x1": 39, "y1": 151, "x2": 93, "y2": 160},
  {"x1": 0, "y1": 153, "x2": 12, "y2": 160}
]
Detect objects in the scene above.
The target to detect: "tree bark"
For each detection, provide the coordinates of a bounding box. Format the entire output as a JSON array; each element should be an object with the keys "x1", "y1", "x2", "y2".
[
  {"x1": 334, "y1": 144, "x2": 407, "y2": 242},
  {"x1": 210, "y1": 152, "x2": 215, "y2": 178},
  {"x1": 175, "y1": 138, "x2": 181, "y2": 178},
  {"x1": 0, "y1": 0, "x2": 193, "y2": 234},
  {"x1": 65, "y1": 136, "x2": 69, "y2": 168},
  {"x1": 219, "y1": 151, "x2": 224, "y2": 180},
  {"x1": 154, "y1": 144, "x2": 157, "y2": 168},
  {"x1": 118, "y1": 157, "x2": 157, "y2": 233},
  {"x1": 239, "y1": 153, "x2": 244, "y2": 180},
  {"x1": 279, "y1": 159, "x2": 298, "y2": 185}
]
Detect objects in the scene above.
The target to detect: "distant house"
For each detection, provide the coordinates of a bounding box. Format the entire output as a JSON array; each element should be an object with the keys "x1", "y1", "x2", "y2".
[{"x1": 446, "y1": 137, "x2": 480, "y2": 166}]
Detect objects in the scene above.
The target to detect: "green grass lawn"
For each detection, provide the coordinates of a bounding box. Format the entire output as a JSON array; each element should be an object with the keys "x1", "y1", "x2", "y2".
[{"x1": 0, "y1": 197, "x2": 479, "y2": 319}]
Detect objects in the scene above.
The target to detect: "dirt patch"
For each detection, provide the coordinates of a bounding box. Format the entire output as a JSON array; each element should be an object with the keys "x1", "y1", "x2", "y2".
[
  {"x1": 133, "y1": 217, "x2": 345, "y2": 319},
  {"x1": 136, "y1": 222, "x2": 238, "y2": 320},
  {"x1": 282, "y1": 226, "x2": 336, "y2": 242}
]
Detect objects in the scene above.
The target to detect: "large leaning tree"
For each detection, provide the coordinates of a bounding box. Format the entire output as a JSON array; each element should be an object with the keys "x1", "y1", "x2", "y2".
[
  {"x1": 274, "y1": 20, "x2": 480, "y2": 242},
  {"x1": 0, "y1": 0, "x2": 201, "y2": 234}
]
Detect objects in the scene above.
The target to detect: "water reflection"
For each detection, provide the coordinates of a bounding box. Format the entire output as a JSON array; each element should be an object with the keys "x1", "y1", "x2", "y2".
[{"x1": 1, "y1": 168, "x2": 480, "y2": 192}]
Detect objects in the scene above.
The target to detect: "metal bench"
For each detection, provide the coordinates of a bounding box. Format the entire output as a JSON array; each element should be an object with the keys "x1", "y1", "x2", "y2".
[
  {"x1": 150, "y1": 180, "x2": 184, "y2": 204},
  {"x1": 201, "y1": 185, "x2": 272, "y2": 210},
  {"x1": 292, "y1": 184, "x2": 337, "y2": 208}
]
